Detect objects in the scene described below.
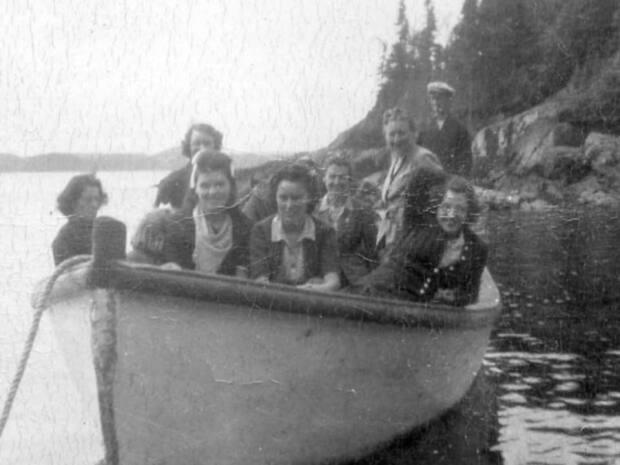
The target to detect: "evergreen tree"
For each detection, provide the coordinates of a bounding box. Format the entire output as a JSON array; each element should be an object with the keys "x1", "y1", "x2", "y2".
[
  {"x1": 412, "y1": 0, "x2": 437, "y2": 81},
  {"x1": 378, "y1": 0, "x2": 412, "y2": 108},
  {"x1": 405, "y1": 0, "x2": 440, "y2": 123},
  {"x1": 444, "y1": 0, "x2": 620, "y2": 125},
  {"x1": 444, "y1": 0, "x2": 480, "y2": 125}
]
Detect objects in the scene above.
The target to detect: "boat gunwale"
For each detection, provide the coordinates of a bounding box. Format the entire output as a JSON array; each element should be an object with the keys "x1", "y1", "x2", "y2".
[{"x1": 41, "y1": 260, "x2": 501, "y2": 330}]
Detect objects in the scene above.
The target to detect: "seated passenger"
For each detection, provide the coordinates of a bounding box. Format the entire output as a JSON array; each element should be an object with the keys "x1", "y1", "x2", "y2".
[
  {"x1": 354, "y1": 170, "x2": 487, "y2": 306},
  {"x1": 242, "y1": 155, "x2": 323, "y2": 223},
  {"x1": 132, "y1": 150, "x2": 252, "y2": 276},
  {"x1": 250, "y1": 163, "x2": 340, "y2": 292},
  {"x1": 52, "y1": 174, "x2": 108, "y2": 266},
  {"x1": 241, "y1": 175, "x2": 277, "y2": 223},
  {"x1": 128, "y1": 208, "x2": 179, "y2": 265},
  {"x1": 355, "y1": 178, "x2": 381, "y2": 213},
  {"x1": 315, "y1": 154, "x2": 378, "y2": 286}
]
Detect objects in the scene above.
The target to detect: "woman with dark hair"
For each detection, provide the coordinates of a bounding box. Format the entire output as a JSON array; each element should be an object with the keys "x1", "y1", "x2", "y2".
[
  {"x1": 354, "y1": 169, "x2": 487, "y2": 306},
  {"x1": 134, "y1": 150, "x2": 252, "y2": 275},
  {"x1": 154, "y1": 123, "x2": 223, "y2": 209},
  {"x1": 249, "y1": 163, "x2": 340, "y2": 292},
  {"x1": 52, "y1": 174, "x2": 108, "y2": 265}
]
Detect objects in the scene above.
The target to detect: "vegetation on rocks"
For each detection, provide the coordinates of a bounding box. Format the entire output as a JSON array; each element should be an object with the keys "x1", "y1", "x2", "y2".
[{"x1": 328, "y1": 0, "x2": 620, "y2": 209}]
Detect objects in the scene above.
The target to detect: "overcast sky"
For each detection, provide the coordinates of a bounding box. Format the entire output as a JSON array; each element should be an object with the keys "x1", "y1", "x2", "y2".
[{"x1": 1, "y1": 0, "x2": 463, "y2": 156}]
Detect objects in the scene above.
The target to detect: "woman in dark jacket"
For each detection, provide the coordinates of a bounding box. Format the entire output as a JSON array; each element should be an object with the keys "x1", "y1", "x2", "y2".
[
  {"x1": 52, "y1": 174, "x2": 108, "y2": 266},
  {"x1": 250, "y1": 163, "x2": 340, "y2": 292},
  {"x1": 131, "y1": 151, "x2": 252, "y2": 276},
  {"x1": 354, "y1": 169, "x2": 487, "y2": 306}
]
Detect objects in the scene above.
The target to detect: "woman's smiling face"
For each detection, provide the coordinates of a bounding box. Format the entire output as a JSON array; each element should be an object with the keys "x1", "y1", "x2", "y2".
[
  {"x1": 74, "y1": 186, "x2": 104, "y2": 220},
  {"x1": 436, "y1": 190, "x2": 468, "y2": 235},
  {"x1": 195, "y1": 170, "x2": 232, "y2": 214}
]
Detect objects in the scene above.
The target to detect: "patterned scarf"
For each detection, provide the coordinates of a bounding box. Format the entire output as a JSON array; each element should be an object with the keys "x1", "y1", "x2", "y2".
[{"x1": 192, "y1": 206, "x2": 232, "y2": 274}]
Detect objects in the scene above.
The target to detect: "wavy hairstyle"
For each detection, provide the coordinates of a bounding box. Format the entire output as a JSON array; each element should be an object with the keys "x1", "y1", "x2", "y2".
[
  {"x1": 269, "y1": 163, "x2": 320, "y2": 214},
  {"x1": 442, "y1": 175, "x2": 480, "y2": 224},
  {"x1": 181, "y1": 123, "x2": 223, "y2": 158},
  {"x1": 56, "y1": 174, "x2": 108, "y2": 217},
  {"x1": 183, "y1": 150, "x2": 237, "y2": 211},
  {"x1": 402, "y1": 170, "x2": 480, "y2": 232},
  {"x1": 324, "y1": 153, "x2": 353, "y2": 178},
  {"x1": 382, "y1": 106, "x2": 416, "y2": 132}
]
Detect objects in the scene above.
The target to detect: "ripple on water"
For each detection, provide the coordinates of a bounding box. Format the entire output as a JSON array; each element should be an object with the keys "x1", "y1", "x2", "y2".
[
  {"x1": 557, "y1": 397, "x2": 588, "y2": 406},
  {"x1": 483, "y1": 208, "x2": 620, "y2": 465},
  {"x1": 500, "y1": 392, "x2": 527, "y2": 404},
  {"x1": 502, "y1": 383, "x2": 533, "y2": 392},
  {"x1": 486, "y1": 352, "x2": 580, "y2": 363},
  {"x1": 554, "y1": 381, "x2": 581, "y2": 393},
  {"x1": 551, "y1": 373, "x2": 586, "y2": 381},
  {"x1": 547, "y1": 401, "x2": 566, "y2": 409},
  {"x1": 592, "y1": 395, "x2": 618, "y2": 408},
  {"x1": 508, "y1": 358, "x2": 529, "y2": 367}
]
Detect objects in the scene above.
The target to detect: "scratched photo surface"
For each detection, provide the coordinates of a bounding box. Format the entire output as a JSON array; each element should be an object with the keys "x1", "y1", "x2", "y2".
[{"x1": 2, "y1": 1, "x2": 620, "y2": 464}]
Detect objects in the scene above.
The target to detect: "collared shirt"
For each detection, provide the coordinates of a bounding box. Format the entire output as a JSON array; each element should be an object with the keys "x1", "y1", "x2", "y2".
[
  {"x1": 316, "y1": 195, "x2": 353, "y2": 233},
  {"x1": 381, "y1": 154, "x2": 405, "y2": 203},
  {"x1": 376, "y1": 146, "x2": 442, "y2": 248},
  {"x1": 271, "y1": 215, "x2": 316, "y2": 283}
]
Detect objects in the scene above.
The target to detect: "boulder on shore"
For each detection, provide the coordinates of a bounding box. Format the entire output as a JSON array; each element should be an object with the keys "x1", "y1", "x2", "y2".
[{"x1": 471, "y1": 101, "x2": 620, "y2": 208}]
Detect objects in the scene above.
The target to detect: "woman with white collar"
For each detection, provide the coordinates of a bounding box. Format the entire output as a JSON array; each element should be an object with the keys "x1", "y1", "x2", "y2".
[
  {"x1": 145, "y1": 150, "x2": 252, "y2": 276},
  {"x1": 250, "y1": 163, "x2": 340, "y2": 292}
]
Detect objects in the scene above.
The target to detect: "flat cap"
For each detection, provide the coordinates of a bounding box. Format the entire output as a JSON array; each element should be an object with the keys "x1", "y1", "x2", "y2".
[{"x1": 427, "y1": 81, "x2": 455, "y2": 95}]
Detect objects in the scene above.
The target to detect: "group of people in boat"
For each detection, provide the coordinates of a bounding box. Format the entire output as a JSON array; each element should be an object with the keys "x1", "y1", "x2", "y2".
[{"x1": 52, "y1": 81, "x2": 487, "y2": 306}]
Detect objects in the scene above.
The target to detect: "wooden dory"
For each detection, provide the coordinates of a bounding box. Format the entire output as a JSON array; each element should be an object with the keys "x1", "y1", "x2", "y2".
[{"x1": 34, "y1": 219, "x2": 501, "y2": 465}]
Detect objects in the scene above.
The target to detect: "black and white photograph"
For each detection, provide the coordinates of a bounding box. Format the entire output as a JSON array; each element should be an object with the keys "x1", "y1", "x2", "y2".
[{"x1": 1, "y1": 1, "x2": 620, "y2": 463}]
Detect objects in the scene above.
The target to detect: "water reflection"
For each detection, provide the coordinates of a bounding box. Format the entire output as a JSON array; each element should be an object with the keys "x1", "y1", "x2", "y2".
[
  {"x1": 349, "y1": 208, "x2": 620, "y2": 465},
  {"x1": 340, "y1": 372, "x2": 502, "y2": 465},
  {"x1": 488, "y1": 208, "x2": 620, "y2": 304},
  {"x1": 487, "y1": 208, "x2": 620, "y2": 464}
]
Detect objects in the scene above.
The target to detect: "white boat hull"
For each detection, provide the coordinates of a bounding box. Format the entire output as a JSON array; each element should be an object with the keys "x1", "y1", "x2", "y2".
[{"x1": 40, "y1": 263, "x2": 500, "y2": 465}]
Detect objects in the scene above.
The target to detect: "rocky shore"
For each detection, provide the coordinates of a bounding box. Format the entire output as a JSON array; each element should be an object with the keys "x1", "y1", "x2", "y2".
[
  {"x1": 471, "y1": 102, "x2": 620, "y2": 210},
  {"x1": 239, "y1": 99, "x2": 620, "y2": 213}
]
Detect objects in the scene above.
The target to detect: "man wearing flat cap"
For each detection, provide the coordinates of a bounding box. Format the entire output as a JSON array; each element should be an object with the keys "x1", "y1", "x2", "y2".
[{"x1": 418, "y1": 81, "x2": 473, "y2": 177}]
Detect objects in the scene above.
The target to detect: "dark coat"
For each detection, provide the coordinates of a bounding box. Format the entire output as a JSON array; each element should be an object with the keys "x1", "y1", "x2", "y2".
[
  {"x1": 314, "y1": 202, "x2": 378, "y2": 286},
  {"x1": 354, "y1": 225, "x2": 487, "y2": 306},
  {"x1": 164, "y1": 207, "x2": 252, "y2": 276},
  {"x1": 154, "y1": 164, "x2": 192, "y2": 209},
  {"x1": 249, "y1": 215, "x2": 340, "y2": 284},
  {"x1": 418, "y1": 116, "x2": 472, "y2": 177},
  {"x1": 241, "y1": 181, "x2": 277, "y2": 223},
  {"x1": 52, "y1": 216, "x2": 94, "y2": 266}
]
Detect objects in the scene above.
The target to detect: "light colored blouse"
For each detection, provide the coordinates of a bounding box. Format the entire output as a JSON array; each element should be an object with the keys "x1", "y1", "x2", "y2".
[{"x1": 270, "y1": 215, "x2": 316, "y2": 284}]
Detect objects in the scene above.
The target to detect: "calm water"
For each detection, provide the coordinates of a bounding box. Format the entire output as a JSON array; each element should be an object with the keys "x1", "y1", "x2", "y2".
[{"x1": 1, "y1": 172, "x2": 619, "y2": 464}]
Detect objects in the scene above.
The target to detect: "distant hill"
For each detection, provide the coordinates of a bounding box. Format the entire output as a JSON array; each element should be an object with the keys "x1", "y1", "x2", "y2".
[
  {"x1": 150, "y1": 146, "x2": 280, "y2": 170},
  {"x1": 19, "y1": 152, "x2": 151, "y2": 171},
  {"x1": 0, "y1": 149, "x2": 281, "y2": 172},
  {"x1": 0, "y1": 153, "x2": 23, "y2": 171}
]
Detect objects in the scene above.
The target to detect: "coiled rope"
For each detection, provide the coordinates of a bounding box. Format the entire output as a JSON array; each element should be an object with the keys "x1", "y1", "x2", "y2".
[{"x1": 0, "y1": 255, "x2": 92, "y2": 438}]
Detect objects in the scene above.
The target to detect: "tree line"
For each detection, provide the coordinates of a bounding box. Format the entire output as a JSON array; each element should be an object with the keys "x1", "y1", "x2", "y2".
[{"x1": 368, "y1": 0, "x2": 620, "y2": 142}]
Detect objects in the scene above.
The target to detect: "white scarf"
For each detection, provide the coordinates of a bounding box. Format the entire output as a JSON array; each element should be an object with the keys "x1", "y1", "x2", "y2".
[{"x1": 192, "y1": 206, "x2": 233, "y2": 274}]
